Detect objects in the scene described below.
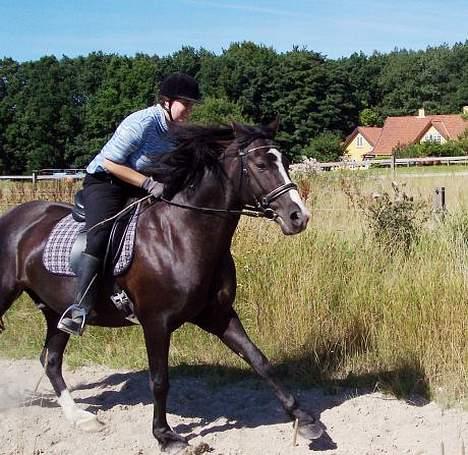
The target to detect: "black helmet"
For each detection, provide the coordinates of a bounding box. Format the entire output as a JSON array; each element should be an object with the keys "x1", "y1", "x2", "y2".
[{"x1": 159, "y1": 72, "x2": 201, "y2": 103}]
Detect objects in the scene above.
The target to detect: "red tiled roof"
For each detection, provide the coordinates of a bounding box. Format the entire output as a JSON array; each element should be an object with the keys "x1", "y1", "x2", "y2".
[
  {"x1": 373, "y1": 114, "x2": 468, "y2": 155},
  {"x1": 358, "y1": 127, "x2": 382, "y2": 146},
  {"x1": 344, "y1": 126, "x2": 382, "y2": 148}
]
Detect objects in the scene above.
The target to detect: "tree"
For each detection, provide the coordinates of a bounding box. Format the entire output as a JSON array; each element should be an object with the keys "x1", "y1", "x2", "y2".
[
  {"x1": 272, "y1": 49, "x2": 357, "y2": 160},
  {"x1": 217, "y1": 42, "x2": 279, "y2": 122},
  {"x1": 191, "y1": 96, "x2": 249, "y2": 124},
  {"x1": 302, "y1": 132, "x2": 343, "y2": 161},
  {"x1": 359, "y1": 108, "x2": 382, "y2": 126},
  {"x1": 67, "y1": 54, "x2": 157, "y2": 167}
]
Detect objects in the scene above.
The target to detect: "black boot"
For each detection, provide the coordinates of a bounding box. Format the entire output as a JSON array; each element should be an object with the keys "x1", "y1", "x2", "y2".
[{"x1": 58, "y1": 253, "x2": 100, "y2": 336}]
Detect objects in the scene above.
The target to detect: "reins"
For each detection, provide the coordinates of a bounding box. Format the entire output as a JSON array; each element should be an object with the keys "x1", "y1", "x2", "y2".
[
  {"x1": 159, "y1": 143, "x2": 297, "y2": 219},
  {"x1": 159, "y1": 197, "x2": 269, "y2": 218},
  {"x1": 87, "y1": 195, "x2": 152, "y2": 232},
  {"x1": 86, "y1": 142, "x2": 297, "y2": 230}
]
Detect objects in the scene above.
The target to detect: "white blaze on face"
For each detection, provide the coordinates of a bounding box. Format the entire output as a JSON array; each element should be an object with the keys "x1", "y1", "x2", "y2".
[{"x1": 269, "y1": 148, "x2": 310, "y2": 217}]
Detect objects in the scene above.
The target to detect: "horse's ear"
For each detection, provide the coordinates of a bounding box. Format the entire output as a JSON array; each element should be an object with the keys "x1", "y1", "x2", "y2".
[
  {"x1": 231, "y1": 122, "x2": 250, "y2": 137},
  {"x1": 266, "y1": 115, "x2": 280, "y2": 136}
]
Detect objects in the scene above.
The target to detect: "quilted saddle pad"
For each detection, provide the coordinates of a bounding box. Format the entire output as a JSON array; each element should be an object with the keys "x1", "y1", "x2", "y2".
[{"x1": 43, "y1": 212, "x2": 138, "y2": 276}]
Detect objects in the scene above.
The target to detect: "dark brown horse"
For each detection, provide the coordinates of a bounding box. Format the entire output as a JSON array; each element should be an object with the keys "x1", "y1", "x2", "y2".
[{"x1": 0, "y1": 121, "x2": 323, "y2": 453}]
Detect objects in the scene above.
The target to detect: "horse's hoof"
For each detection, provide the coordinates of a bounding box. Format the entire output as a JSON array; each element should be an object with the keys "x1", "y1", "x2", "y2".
[
  {"x1": 185, "y1": 442, "x2": 212, "y2": 454},
  {"x1": 298, "y1": 420, "x2": 324, "y2": 440},
  {"x1": 75, "y1": 411, "x2": 105, "y2": 433},
  {"x1": 161, "y1": 440, "x2": 189, "y2": 454}
]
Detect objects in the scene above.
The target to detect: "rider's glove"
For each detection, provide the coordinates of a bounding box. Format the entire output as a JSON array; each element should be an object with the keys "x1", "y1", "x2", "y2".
[{"x1": 141, "y1": 177, "x2": 163, "y2": 199}]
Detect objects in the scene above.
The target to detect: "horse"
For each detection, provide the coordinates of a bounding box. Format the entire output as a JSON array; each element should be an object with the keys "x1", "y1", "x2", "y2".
[{"x1": 0, "y1": 119, "x2": 323, "y2": 453}]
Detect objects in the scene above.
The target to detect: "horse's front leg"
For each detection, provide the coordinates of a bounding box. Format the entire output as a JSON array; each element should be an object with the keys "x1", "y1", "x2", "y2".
[
  {"x1": 142, "y1": 319, "x2": 188, "y2": 454},
  {"x1": 195, "y1": 308, "x2": 323, "y2": 440}
]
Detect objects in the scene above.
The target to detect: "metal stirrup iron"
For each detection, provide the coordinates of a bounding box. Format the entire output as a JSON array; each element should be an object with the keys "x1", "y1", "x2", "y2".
[{"x1": 57, "y1": 304, "x2": 87, "y2": 335}]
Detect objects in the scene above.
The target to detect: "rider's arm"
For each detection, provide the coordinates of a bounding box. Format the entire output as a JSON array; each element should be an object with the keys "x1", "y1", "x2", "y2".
[
  {"x1": 100, "y1": 114, "x2": 148, "y2": 186},
  {"x1": 102, "y1": 158, "x2": 146, "y2": 187}
]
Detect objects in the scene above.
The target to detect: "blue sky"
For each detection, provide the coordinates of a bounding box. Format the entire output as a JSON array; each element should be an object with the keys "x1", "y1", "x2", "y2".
[{"x1": 1, "y1": 0, "x2": 467, "y2": 62}]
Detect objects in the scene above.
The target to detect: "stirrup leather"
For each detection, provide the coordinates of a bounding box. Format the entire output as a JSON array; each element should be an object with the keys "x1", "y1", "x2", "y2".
[{"x1": 57, "y1": 304, "x2": 87, "y2": 336}]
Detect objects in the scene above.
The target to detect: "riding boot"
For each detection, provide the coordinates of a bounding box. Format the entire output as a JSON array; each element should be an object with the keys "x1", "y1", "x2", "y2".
[{"x1": 57, "y1": 253, "x2": 100, "y2": 336}]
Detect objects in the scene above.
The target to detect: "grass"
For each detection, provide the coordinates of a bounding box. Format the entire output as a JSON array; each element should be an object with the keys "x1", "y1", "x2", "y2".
[
  {"x1": 367, "y1": 163, "x2": 468, "y2": 176},
  {"x1": 0, "y1": 174, "x2": 467, "y2": 405}
]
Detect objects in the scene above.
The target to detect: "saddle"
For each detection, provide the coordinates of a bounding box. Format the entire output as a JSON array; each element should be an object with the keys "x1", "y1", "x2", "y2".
[
  {"x1": 68, "y1": 190, "x2": 137, "y2": 275},
  {"x1": 43, "y1": 191, "x2": 141, "y2": 323},
  {"x1": 71, "y1": 190, "x2": 86, "y2": 223}
]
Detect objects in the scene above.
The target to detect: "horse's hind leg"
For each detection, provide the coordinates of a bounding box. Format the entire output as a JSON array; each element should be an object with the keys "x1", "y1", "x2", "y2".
[{"x1": 39, "y1": 305, "x2": 103, "y2": 432}]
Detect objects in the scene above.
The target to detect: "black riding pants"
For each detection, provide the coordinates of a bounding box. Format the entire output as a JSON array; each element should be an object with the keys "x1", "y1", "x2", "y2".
[{"x1": 82, "y1": 172, "x2": 146, "y2": 258}]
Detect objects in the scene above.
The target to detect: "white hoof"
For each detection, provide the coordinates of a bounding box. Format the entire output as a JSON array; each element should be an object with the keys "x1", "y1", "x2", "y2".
[
  {"x1": 74, "y1": 410, "x2": 105, "y2": 432},
  {"x1": 58, "y1": 390, "x2": 104, "y2": 433}
]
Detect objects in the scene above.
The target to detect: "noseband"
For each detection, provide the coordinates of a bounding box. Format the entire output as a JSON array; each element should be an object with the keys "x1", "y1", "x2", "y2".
[{"x1": 160, "y1": 142, "x2": 298, "y2": 219}]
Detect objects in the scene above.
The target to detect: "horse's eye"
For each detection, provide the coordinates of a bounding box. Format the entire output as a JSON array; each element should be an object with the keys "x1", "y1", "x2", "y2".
[{"x1": 255, "y1": 162, "x2": 266, "y2": 170}]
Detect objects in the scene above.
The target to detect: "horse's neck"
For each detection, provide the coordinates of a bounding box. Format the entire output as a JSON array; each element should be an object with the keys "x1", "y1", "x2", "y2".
[{"x1": 170, "y1": 169, "x2": 241, "y2": 246}]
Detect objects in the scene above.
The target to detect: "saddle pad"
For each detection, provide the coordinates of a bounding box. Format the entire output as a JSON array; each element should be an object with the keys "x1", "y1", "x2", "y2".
[{"x1": 43, "y1": 213, "x2": 138, "y2": 276}]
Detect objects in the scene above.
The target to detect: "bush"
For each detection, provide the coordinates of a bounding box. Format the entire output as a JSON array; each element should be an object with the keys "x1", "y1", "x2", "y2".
[
  {"x1": 395, "y1": 131, "x2": 468, "y2": 158},
  {"x1": 342, "y1": 178, "x2": 430, "y2": 253}
]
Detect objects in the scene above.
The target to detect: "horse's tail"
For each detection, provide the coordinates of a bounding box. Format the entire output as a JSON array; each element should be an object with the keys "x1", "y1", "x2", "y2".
[
  {"x1": 0, "y1": 211, "x2": 16, "y2": 333},
  {"x1": 0, "y1": 203, "x2": 34, "y2": 332},
  {"x1": 0, "y1": 201, "x2": 72, "y2": 333}
]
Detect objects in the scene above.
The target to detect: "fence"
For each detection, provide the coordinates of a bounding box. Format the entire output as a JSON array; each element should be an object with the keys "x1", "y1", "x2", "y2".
[
  {"x1": 0, "y1": 169, "x2": 86, "y2": 183},
  {"x1": 291, "y1": 155, "x2": 468, "y2": 172},
  {"x1": 1, "y1": 156, "x2": 468, "y2": 181}
]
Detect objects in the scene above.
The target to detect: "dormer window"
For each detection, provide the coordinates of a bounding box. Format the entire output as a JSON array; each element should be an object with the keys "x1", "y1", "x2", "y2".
[{"x1": 424, "y1": 133, "x2": 442, "y2": 143}]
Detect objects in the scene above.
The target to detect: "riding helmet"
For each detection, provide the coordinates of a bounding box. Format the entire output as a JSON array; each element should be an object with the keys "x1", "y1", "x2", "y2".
[{"x1": 159, "y1": 72, "x2": 201, "y2": 103}]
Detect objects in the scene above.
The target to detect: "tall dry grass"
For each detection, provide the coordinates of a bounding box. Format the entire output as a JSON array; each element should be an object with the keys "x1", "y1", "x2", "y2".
[{"x1": 0, "y1": 170, "x2": 467, "y2": 404}]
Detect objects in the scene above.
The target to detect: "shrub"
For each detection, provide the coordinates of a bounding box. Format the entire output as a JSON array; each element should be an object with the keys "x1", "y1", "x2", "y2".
[
  {"x1": 395, "y1": 131, "x2": 468, "y2": 158},
  {"x1": 342, "y1": 178, "x2": 430, "y2": 253}
]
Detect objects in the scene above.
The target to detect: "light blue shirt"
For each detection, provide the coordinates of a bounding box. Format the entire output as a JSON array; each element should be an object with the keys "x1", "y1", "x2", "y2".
[{"x1": 87, "y1": 104, "x2": 171, "y2": 174}]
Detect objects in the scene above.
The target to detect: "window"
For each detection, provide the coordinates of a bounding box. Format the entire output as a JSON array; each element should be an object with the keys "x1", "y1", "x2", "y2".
[
  {"x1": 424, "y1": 133, "x2": 442, "y2": 144},
  {"x1": 356, "y1": 135, "x2": 364, "y2": 148}
]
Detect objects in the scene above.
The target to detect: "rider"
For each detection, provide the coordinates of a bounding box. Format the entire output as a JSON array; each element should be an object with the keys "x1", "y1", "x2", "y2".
[{"x1": 58, "y1": 72, "x2": 201, "y2": 336}]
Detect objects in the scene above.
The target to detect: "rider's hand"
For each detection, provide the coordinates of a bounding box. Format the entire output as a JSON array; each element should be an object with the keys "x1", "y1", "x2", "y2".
[{"x1": 141, "y1": 177, "x2": 163, "y2": 198}]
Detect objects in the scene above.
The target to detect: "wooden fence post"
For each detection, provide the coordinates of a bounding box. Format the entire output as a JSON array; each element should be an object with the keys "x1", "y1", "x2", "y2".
[{"x1": 433, "y1": 187, "x2": 446, "y2": 221}]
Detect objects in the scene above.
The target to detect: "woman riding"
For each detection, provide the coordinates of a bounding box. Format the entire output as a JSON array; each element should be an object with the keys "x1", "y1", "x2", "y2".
[{"x1": 58, "y1": 72, "x2": 201, "y2": 336}]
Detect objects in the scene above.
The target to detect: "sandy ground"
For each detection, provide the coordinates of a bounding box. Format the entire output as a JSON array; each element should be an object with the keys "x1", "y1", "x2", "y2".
[{"x1": 0, "y1": 359, "x2": 467, "y2": 455}]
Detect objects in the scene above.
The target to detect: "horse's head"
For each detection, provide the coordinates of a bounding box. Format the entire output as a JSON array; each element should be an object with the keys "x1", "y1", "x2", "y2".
[
  {"x1": 231, "y1": 119, "x2": 310, "y2": 235},
  {"x1": 156, "y1": 121, "x2": 310, "y2": 234}
]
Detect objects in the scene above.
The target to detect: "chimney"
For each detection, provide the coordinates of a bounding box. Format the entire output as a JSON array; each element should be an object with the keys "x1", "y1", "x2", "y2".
[
  {"x1": 418, "y1": 108, "x2": 425, "y2": 118},
  {"x1": 463, "y1": 106, "x2": 468, "y2": 115}
]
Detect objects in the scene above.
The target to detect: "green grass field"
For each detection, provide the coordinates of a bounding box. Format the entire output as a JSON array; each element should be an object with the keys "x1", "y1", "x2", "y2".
[{"x1": 0, "y1": 172, "x2": 467, "y2": 405}]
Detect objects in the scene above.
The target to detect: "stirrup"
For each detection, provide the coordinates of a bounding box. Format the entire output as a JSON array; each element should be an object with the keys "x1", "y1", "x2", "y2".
[{"x1": 57, "y1": 304, "x2": 87, "y2": 336}]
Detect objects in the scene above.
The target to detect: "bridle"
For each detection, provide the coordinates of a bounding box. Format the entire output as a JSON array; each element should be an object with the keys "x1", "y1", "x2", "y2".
[
  {"x1": 86, "y1": 142, "x2": 299, "y2": 233},
  {"x1": 160, "y1": 142, "x2": 298, "y2": 219}
]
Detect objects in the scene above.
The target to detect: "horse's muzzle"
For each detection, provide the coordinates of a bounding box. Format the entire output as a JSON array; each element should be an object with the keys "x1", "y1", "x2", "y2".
[{"x1": 277, "y1": 205, "x2": 310, "y2": 235}]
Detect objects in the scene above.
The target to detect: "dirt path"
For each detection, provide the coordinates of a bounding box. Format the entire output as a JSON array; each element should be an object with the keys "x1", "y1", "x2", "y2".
[{"x1": 1, "y1": 359, "x2": 467, "y2": 455}]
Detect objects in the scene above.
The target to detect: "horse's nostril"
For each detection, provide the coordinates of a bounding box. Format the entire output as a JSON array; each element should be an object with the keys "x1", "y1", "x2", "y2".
[
  {"x1": 290, "y1": 210, "x2": 310, "y2": 227},
  {"x1": 290, "y1": 211, "x2": 301, "y2": 221}
]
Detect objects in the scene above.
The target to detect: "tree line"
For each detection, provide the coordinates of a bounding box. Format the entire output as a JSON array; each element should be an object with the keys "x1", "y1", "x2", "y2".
[{"x1": 0, "y1": 41, "x2": 467, "y2": 173}]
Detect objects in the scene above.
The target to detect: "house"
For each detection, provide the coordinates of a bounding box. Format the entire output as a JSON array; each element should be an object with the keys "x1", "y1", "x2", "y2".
[
  {"x1": 343, "y1": 127, "x2": 382, "y2": 160},
  {"x1": 343, "y1": 107, "x2": 468, "y2": 160}
]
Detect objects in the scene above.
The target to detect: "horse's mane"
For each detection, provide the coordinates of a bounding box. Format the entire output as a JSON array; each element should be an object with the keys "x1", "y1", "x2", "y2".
[{"x1": 151, "y1": 122, "x2": 276, "y2": 197}]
